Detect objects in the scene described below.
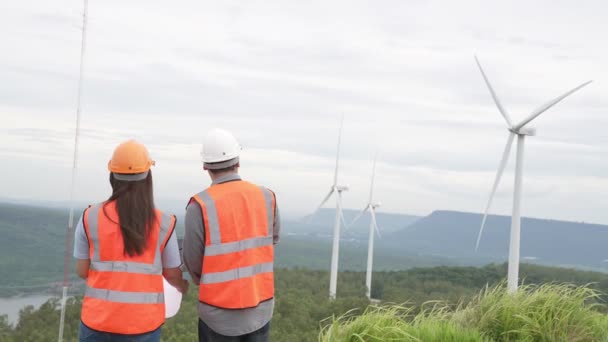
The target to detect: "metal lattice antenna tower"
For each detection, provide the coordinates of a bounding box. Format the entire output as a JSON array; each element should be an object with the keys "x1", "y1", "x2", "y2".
[{"x1": 58, "y1": 1, "x2": 88, "y2": 341}]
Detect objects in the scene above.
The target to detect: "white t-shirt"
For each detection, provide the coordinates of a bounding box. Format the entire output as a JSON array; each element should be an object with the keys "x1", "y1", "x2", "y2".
[{"x1": 73, "y1": 212, "x2": 181, "y2": 268}]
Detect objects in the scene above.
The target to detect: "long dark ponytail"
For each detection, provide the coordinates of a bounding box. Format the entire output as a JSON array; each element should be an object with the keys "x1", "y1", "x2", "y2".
[{"x1": 104, "y1": 171, "x2": 156, "y2": 256}]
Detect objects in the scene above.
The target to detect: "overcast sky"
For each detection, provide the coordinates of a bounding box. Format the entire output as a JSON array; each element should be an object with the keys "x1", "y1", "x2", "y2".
[{"x1": 0, "y1": 0, "x2": 606, "y2": 224}]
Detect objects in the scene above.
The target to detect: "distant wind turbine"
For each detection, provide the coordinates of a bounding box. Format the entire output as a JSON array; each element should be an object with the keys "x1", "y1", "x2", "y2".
[
  {"x1": 308, "y1": 116, "x2": 349, "y2": 299},
  {"x1": 474, "y1": 56, "x2": 592, "y2": 293},
  {"x1": 350, "y1": 152, "x2": 381, "y2": 300}
]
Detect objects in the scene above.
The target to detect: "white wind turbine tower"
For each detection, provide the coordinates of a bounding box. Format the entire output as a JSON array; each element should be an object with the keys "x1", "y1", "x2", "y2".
[
  {"x1": 350, "y1": 152, "x2": 381, "y2": 300},
  {"x1": 474, "y1": 56, "x2": 592, "y2": 293},
  {"x1": 309, "y1": 117, "x2": 349, "y2": 299}
]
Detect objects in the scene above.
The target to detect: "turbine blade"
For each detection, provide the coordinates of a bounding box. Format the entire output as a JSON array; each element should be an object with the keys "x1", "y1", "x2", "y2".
[
  {"x1": 475, "y1": 56, "x2": 513, "y2": 127},
  {"x1": 349, "y1": 206, "x2": 369, "y2": 227},
  {"x1": 514, "y1": 80, "x2": 593, "y2": 130},
  {"x1": 369, "y1": 151, "x2": 377, "y2": 204},
  {"x1": 333, "y1": 115, "x2": 345, "y2": 187},
  {"x1": 476, "y1": 132, "x2": 515, "y2": 251},
  {"x1": 307, "y1": 188, "x2": 334, "y2": 222},
  {"x1": 370, "y1": 209, "x2": 381, "y2": 238}
]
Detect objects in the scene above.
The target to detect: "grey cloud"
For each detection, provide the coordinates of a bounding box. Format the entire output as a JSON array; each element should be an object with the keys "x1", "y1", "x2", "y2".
[
  {"x1": 0, "y1": 67, "x2": 77, "y2": 110},
  {"x1": 506, "y1": 36, "x2": 562, "y2": 50},
  {"x1": 5, "y1": 128, "x2": 69, "y2": 144},
  {"x1": 1, "y1": 0, "x2": 607, "y2": 223},
  {"x1": 79, "y1": 63, "x2": 401, "y2": 121}
]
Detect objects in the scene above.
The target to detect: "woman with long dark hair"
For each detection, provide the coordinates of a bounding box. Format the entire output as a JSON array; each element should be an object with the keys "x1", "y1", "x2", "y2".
[{"x1": 73, "y1": 140, "x2": 188, "y2": 341}]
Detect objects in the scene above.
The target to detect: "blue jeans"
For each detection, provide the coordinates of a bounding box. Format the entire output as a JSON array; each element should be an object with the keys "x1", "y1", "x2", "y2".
[
  {"x1": 79, "y1": 321, "x2": 162, "y2": 342},
  {"x1": 198, "y1": 319, "x2": 270, "y2": 342}
]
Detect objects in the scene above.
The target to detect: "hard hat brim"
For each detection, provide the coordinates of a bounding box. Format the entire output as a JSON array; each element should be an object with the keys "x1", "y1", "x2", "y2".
[
  {"x1": 112, "y1": 171, "x2": 149, "y2": 181},
  {"x1": 200, "y1": 151, "x2": 241, "y2": 164},
  {"x1": 203, "y1": 157, "x2": 239, "y2": 170}
]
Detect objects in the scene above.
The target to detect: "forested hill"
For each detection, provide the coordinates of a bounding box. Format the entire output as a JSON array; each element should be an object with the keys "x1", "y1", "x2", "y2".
[
  {"x1": 0, "y1": 203, "x2": 83, "y2": 294},
  {"x1": 3, "y1": 264, "x2": 608, "y2": 341}
]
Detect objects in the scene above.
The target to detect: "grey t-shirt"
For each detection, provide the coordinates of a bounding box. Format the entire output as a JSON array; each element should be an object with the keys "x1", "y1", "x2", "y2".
[
  {"x1": 182, "y1": 177, "x2": 280, "y2": 337},
  {"x1": 73, "y1": 211, "x2": 181, "y2": 269}
]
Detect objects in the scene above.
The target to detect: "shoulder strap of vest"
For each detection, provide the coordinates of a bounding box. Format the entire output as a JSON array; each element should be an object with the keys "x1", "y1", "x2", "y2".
[
  {"x1": 259, "y1": 186, "x2": 275, "y2": 237},
  {"x1": 193, "y1": 190, "x2": 222, "y2": 245},
  {"x1": 85, "y1": 203, "x2": 103, "y2": 262},
  {"x1": 81, "y1": 205, "x2": 92, "y2": 241},
  {"x1": 190, "y1": 190, "x2": 208, "y2": 211},
  {"x1": 159, "y1": 212, "x2": 176, "y2": 251}
]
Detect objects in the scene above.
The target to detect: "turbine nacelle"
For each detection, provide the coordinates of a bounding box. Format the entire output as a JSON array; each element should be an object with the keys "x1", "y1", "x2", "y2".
[
  {"x1": 509, "y1": 127, "x2": 536, "y2": 136},
  {"x1": 335, "y1": 185, "x2": 349, "y2": 192},
  {"x1": 372, "y1": 202, "x2": 382, "y2": 209}
]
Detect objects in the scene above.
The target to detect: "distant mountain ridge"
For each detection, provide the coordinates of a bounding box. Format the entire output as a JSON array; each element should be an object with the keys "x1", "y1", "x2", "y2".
[
  {"x1": 282, "y1": 207, "x2": 608, "y2": 270},
  {"x1": 386, "y1": 210, "x2": 608, "y2": 270},
  {"x1": 284, "y1": 208, "x2": 421, "y2": 240},
  {"x1": 2, "y1": 201, "x2": 607, "y2": 274}
]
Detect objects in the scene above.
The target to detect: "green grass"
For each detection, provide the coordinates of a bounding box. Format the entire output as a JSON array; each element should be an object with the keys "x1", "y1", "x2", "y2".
[
  {"x1": 320, "y1": 283, "x2": 608, "y2": 342},
  {"x1": 320, "y1": 304, "x2": 485, "y2": 342},
  {"x1": 456, "y1": 283, "x2": 608, "y2": 341}
]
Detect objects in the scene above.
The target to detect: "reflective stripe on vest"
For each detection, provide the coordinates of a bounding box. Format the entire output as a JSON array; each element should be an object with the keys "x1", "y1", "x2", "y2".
[
  {"x1": 202, "y1": 262, "x2": 274, "y2": 284},
  {"x1": 204, "y1": 236, "x2": 273, "y2": 256},
  {"x1": 197, "y1": 190, "x2": 221, "y2": 245},
  {"x1": 85, "y1": 287, "x2": 165, "y2": 304}
]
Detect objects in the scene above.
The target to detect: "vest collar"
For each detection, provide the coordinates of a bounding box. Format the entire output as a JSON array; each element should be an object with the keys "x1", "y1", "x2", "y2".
[{"x1": 211, "y1": 173, "x2": 241, "y2": 185}]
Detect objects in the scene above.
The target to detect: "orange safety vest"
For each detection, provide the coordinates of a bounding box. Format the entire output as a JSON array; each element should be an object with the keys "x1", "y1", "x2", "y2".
[
  {"x1": 81, "y1": 201, "x2": 176, "y2": 335},
  {"x1": 191, "y1": 179, "x2": 276, "y2": 309}
]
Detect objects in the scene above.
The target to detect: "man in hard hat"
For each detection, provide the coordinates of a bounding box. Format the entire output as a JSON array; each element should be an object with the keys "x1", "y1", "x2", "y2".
[{"x1": 183, "y1": 128, "x2": 280, "y2": 341}]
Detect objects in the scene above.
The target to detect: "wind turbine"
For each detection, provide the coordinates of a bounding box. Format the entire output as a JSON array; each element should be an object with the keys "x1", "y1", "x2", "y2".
[
  {"x1": 309, "y1": 117, "x2": 349, "y2": 299},
  {"x1": 350, "y1": 152, "x2": 381, "y2": 300},
  {"x1": 474, "y1": 56, "x2": 592, "y2": 293}
]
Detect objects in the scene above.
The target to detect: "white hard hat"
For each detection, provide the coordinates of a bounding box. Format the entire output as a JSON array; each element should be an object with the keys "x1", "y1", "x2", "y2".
[{"x1": 200, "y1": 128, "x2": 241, "y2": 169}]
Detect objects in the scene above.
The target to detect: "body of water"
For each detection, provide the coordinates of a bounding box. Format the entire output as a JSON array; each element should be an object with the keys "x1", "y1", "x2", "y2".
[{"x1": 0, "y1": 295, "x2": 55, "y2": 325}]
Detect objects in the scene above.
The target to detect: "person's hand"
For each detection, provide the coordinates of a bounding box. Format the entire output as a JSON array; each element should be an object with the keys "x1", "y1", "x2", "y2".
[{"x1": 178, "y1": 279, "x2": 189, "y2": 294}]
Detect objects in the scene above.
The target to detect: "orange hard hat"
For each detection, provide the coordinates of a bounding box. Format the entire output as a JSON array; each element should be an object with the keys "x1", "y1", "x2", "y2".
[{"x1": 108, "y1": 140, "x2": 155, "y2": 175}]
